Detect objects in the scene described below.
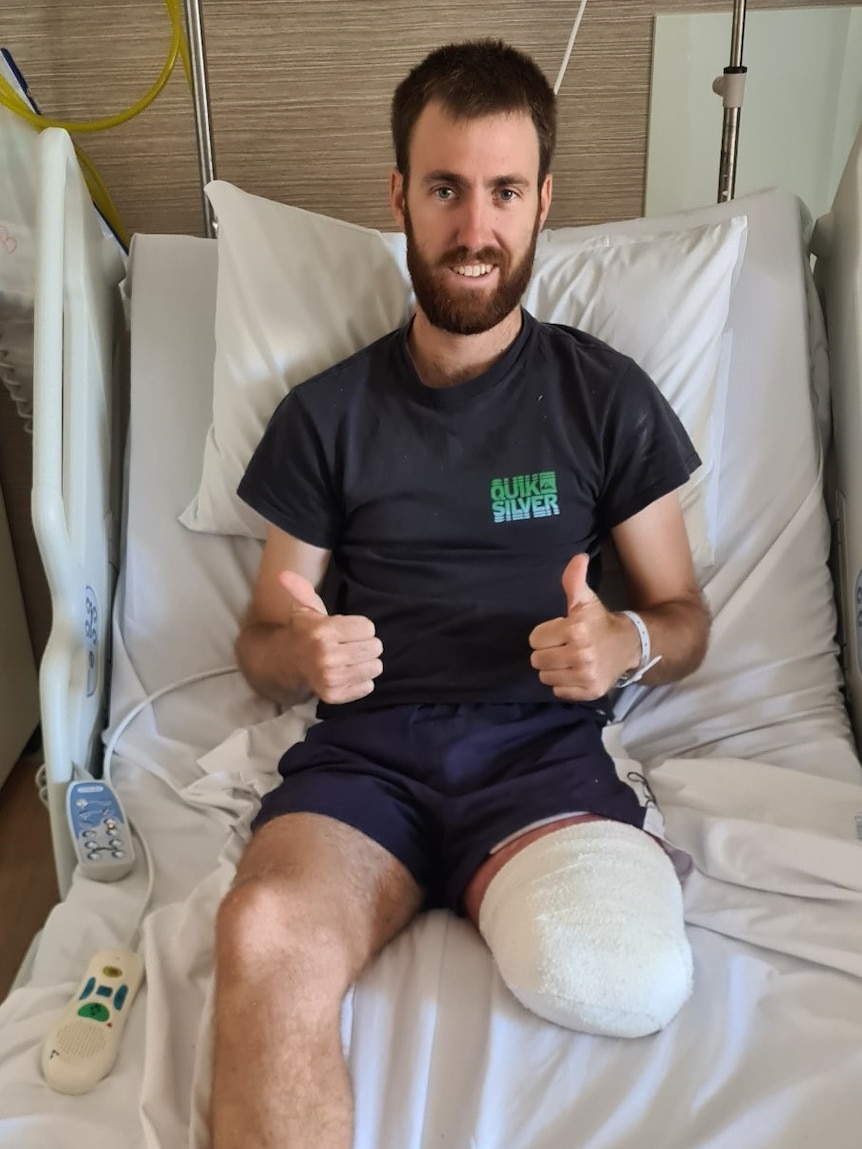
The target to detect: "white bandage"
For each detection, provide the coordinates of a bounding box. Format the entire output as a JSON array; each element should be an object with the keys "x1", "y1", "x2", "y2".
[{"x1": 478, "y1": 820, "x2": 693, "y2": 1038}]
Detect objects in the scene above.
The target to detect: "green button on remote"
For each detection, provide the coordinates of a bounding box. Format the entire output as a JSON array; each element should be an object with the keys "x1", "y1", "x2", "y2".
[{"x1": 77, "y1": 1002, "x2": 110, "y2": 1023}]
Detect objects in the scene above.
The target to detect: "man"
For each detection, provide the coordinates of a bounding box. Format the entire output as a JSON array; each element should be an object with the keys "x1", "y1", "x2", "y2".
[{"x1": 210, "y1": 39, "x2": 710, "y2": 1149}]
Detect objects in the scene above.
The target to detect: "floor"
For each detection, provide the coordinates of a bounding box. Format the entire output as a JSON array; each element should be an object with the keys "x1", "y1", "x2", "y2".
[{"x1": 0, "y1": 751, "x2": 59, "y2": 1000}]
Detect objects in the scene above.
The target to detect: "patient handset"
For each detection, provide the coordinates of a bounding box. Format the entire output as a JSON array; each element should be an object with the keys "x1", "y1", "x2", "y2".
[
  {"x1": 41, "y1": 949, "x2": 144, "y2": 1095},
  {"x1": 41, "y1": 780, "x2": 143, "y2": 1094},
  {"x1": 40, "y1": 666, "x2": 239, "y2": 1094}
]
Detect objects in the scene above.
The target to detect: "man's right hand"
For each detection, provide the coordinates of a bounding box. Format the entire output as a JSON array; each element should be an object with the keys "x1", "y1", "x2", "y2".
[{"x1": 279, "y1": 571, "x2": 383, "y2": 705}]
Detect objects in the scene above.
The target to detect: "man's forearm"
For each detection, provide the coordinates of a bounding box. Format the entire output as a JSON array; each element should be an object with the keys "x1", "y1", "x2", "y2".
[
  {"x1": 626, "y1": 594, "x2": 711, "y2": 686},
  {"x1": 235, "y1": 619, "x2": 312, "y2": 707}
]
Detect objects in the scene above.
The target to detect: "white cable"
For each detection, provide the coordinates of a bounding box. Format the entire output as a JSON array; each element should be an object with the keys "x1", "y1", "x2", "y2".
[
  {"x1": 98, "y1": 664, "x2": 239, "y2": 947},
  {"x1": 35, "y1": 762, "x2": 48, "y2": 810},
  {"x1": 0, "y1": 363, "x2": 34, "y2": 431},
  {"x1": 126, "y1": 819, "x2": 155, "y2": 952},
  {"x1": 102, "y1": 665, "x2": 239, "y2": 790},
  {"x1": 34, "y1": 666, "x2": 240, "y2": 813},
  {"x1": 0, "y1": 295, "x2": 35, "y2": 432},
  {"x1": 34, "y1": 666, "x2": 241, "y2": 947},
  {"x1": 553, "y1": 0, "x2": 590, "y2": 96}
]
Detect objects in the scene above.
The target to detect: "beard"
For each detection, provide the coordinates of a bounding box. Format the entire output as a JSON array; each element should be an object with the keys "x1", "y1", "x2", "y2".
[{"x1": 403, "y1": 204, "x2": 541, "y2": 336}]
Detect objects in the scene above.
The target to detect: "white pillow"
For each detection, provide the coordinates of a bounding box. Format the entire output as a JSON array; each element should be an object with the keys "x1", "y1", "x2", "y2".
[
  {"x1": 525, "y1": 223, "x2": 745, "y2": 568},
  {"x1": 181, "y1": 180, "x2": 746, "y2": 573}
]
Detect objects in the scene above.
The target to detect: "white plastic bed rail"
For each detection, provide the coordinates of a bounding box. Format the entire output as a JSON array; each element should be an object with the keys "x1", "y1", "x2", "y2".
[
  {"x1": 32, "y1": 128, "x2": 125, "y2": 898},
  {"x1": 813, "y1": 125, "x2": 862, "y2": 749}
]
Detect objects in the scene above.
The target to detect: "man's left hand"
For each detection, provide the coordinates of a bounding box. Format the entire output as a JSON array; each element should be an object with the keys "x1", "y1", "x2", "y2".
[{"x1": 528, "y1": 554, "x2": 640, "y2": 701}]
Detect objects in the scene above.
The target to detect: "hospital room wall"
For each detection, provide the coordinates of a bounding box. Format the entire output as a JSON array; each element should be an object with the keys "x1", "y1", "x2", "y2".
[{"x1": 0, "y1": 0, "x2": 856, "y2": 666}]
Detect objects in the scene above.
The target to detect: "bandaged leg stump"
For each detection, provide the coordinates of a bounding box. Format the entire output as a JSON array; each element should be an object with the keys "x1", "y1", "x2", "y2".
[{"x1": 478, "y1": 820, "x2": 692, "y2": 1038}]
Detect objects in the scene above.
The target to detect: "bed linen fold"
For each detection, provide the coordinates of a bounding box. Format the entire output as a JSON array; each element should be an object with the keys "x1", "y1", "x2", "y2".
[{"x1": 117, "y1": 722, "x2": 862, "y2": 1149}]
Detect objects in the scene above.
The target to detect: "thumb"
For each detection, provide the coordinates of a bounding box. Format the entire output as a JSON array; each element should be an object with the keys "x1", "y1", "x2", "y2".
[
  {"x1": 279, "y1": 570, "x2": 328, "y2": 616},
  {"x1": 561, "y1": 553, "x2": 596, "y2": 614}
]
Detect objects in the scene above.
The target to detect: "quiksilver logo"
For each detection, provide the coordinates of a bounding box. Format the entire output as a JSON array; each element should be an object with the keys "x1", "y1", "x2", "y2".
[{"x1": 490, "y1": 471, "x2": 560, "y2": 523}]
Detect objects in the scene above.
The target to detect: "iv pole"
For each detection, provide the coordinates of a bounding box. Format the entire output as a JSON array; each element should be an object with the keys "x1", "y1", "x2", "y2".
[
  {"x1": 713, "y1": 0, "x2": 748, "y2": 203},
  {"x1": 182, "y1": 0, "x2": 218, "y2": 236}
]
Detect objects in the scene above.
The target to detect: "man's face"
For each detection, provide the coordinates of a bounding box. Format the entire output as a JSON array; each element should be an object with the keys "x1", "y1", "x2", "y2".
[{"x1": 391, "y1": 101, "x2": 552, "y2": 336}]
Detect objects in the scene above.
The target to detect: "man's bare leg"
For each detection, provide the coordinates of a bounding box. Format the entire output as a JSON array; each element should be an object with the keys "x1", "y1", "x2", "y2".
[{"x1": 210, "y1": 812, "x2": 423, "y2": 1149}]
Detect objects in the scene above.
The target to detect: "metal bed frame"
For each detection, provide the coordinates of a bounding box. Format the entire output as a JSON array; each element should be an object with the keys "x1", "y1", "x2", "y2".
[{"x1": 179, "y1": 0, "x2": 750, "y2": 236}]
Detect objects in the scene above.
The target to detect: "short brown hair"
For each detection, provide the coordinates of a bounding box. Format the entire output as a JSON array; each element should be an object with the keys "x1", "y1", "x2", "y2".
[{"x1": 391, "y1": 40, "x2": 557, "y2": 186}]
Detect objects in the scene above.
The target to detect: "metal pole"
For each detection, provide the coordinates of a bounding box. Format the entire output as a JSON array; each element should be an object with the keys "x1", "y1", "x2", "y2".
[
  {"x1": 729, "y1": 0, "x2": 746, "y2": 65},
  {"x1": 182, "y1": 0, "x2": 218, "y2": 236},
  {"x1": 716, "y1": 0, "x2": 747, "y2": 203}
]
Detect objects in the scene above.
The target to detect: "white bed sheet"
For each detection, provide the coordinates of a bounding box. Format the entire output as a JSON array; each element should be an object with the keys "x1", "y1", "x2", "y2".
[{"x1": 1, "y1": 189, "x2": 861, "y2": 1147}]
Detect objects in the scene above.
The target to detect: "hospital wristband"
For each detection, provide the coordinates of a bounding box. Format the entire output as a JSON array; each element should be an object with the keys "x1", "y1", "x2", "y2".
[{"x1": 615, "y1": 610, "x2": 662, "y2": 687}]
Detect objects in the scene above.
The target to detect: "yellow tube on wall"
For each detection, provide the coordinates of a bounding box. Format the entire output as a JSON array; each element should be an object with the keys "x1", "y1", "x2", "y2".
[
  {"x1": 0, "y1": 0, "x2": 192, "y2": 246},
  {"x1": 0, "y1": 0, "x2": 189, "y2": 132}
]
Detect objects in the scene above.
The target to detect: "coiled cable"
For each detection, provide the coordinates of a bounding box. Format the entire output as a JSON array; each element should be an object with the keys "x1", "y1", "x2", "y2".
[
  {"x1": 0, "y1": 0, "x2": 192, "y2": 248},
  {"x1": 0, "y1": 0, "x2": 190, "y2": 134}
]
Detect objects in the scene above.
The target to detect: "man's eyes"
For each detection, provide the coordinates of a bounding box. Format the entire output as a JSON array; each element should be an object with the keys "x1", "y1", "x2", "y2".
[{"x1": 431, "y1": 187, "x2": 520, "y2": 202}]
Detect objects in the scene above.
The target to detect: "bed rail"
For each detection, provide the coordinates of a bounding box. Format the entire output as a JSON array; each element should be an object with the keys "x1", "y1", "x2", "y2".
[
  {"x1": 812, "y1": 122, "x2": 862, "y2": 753},
  {"x1": 31, "y1": 128, "x2": 125, "y2": 897}
]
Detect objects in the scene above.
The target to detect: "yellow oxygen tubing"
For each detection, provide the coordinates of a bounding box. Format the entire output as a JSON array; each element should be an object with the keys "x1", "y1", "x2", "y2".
[
  {"x1": 0, "y1": 0, "x2": 192, "y2": 248},
  {"x1": 0, "y1": 0, "x2": 190, "y2": 132},
  {"x1": 75, "y1": 146, "x2": 130, "y2": 249}
]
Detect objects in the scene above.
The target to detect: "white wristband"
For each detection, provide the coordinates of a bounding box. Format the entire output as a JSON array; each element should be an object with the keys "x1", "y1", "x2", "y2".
[{"x1": 616, "y1": 610, "x2": 662, "y2": 687}]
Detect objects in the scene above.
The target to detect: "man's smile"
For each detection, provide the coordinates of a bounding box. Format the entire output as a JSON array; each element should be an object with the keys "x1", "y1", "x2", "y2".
[{"x1": 450, "y1": 262, "x2": 496, "y2": 278}]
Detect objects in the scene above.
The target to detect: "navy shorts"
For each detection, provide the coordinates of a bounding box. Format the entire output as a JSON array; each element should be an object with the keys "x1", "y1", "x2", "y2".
[{"x1": 252, "y1": 702, "x2": 646, "y2": 911}]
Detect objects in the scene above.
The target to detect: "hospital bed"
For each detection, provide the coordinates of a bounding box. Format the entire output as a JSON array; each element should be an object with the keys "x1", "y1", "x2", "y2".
[{"x1": 0, "y1": 112, "x2": 861, "y2": 1146}]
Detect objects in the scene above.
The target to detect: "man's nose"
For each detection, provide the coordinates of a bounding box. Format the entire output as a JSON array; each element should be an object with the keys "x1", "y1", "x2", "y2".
[{"x1": 454, "y1": 194, "x2": 493, "y2": 251}]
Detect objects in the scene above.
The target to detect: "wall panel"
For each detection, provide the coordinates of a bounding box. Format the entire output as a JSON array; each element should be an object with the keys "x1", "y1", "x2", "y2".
[{"x1": 5, "y1": 0, "x2": 854, "y2": 236}]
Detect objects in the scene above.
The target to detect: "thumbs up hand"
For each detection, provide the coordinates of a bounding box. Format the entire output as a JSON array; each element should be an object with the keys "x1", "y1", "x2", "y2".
[
  {"x1": 560, "y1": 553, "x2": 599, "y2": 614},
  {"x1": 279, "y1": 571, "x2": 383, "y2": 705},
  {"x1": 279, "y1": 570, "x2": 328, "y2": 616},
  {"x1": 529, "y1": 554, "x2": 640, "y2": 701}
]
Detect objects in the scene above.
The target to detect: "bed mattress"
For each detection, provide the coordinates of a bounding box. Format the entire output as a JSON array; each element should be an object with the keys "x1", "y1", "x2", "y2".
[{"x1": 0, "y1": 188, "x2": 860, "y2": 1148}]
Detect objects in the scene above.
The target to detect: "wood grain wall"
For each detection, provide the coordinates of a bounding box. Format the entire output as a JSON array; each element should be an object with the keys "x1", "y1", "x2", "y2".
[{"x1": 0, "y1": 0, "x2": 855, "y2": 661}]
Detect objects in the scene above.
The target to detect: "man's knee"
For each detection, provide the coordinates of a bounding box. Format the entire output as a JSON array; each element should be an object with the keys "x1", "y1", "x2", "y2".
[
  {"x1": 477, "y1": 820, "x2": 693, "y2": 1038},
  {"x1": 216, "y1": 876, "x2": 355, "y2": 996}
]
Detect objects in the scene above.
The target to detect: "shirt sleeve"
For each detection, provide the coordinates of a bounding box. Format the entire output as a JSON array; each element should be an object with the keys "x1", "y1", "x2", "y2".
[
  {"x1": 237, "y1": 388, "x2": 339, "y2": 548},
  {"x1": 597, "y1": 360, "x2": 702, "y2": 531}
]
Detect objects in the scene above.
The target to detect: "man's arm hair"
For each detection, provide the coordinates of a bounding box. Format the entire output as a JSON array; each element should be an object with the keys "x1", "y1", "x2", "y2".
[
  {"x1": 610, "y1": 491, "x2": 711, "y2": 686},
  {"x1": 235, "y1": 526, "x2": 332, "y2": 703}
]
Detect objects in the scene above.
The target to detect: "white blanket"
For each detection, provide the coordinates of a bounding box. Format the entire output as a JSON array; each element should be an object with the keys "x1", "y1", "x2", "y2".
[
  {"x1": 2, "y1": 713, "x2": 861, "y2": 1147},
  {"x1": 122, "y1": 716, "x2": 862, "y2": 1149}
]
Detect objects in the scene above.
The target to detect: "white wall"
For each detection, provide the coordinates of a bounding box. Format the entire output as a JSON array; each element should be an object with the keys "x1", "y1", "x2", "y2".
[{"x1": 646, "y1": 5, "x2": 862, "y2": 220}]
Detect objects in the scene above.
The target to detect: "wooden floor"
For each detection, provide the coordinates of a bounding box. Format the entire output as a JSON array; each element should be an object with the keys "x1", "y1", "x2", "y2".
[{"x1": 0, "y1": 751, "x2": 59, "y2": 999}]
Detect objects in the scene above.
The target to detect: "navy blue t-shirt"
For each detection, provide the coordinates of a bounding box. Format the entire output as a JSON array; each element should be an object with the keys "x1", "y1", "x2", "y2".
[{"x1": 238, "y1": 310, "x2": 699, "y2": 714}]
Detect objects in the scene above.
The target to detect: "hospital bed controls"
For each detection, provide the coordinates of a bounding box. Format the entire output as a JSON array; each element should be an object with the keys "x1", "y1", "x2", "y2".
[
  {"x1": 66, "y1": 780, "x2": 135, "y2": 881},
  {"x1": 41, "y1": 948, "x2": 144, "y2": 1095}
]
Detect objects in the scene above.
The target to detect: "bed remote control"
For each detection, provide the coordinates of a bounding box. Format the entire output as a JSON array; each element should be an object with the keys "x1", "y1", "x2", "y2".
[
  {"x1": 67, "y1": 780, "x2": 135, "y2": 881},
  {"x1": 42, "y1": 948, "x2": 145, "y2": 1094}
]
